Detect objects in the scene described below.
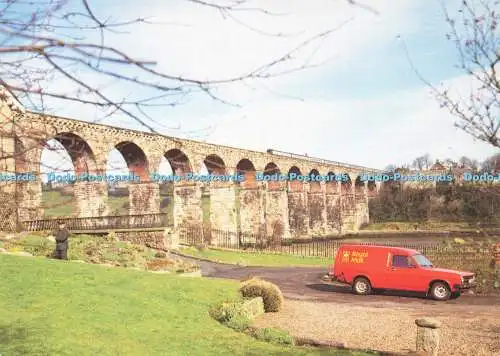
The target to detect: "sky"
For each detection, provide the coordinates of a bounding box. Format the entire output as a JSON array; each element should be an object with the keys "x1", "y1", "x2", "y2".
[{"x1": 10, "y1": 0, "x2": 497, "y2": 179}]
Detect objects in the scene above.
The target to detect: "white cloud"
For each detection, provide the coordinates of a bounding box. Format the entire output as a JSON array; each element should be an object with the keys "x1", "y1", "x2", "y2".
[
  {"x1": 106, "y1": 0, "x2": 419, "y2": 80},
  {"x1": 199, "y1": 74, "x2": 498, "y2": 169}
]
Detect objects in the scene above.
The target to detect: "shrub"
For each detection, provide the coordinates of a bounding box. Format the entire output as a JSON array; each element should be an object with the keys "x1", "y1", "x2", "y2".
[
  {"x1": 145, "y1": 258, "x2": 175, "y2": 271},
  {"x1": 225, "y1": 314, "x2": 252, "y2": 332},
  {"x1": 154, "y1": 251, "x2": 167, "y2": 258},
  {"x1": 17, "y1": 235, "x2": 54, "y2": 256},
  {"x1": 195, "y1": 244, "x2": 207, "y2": 251},
  {"x1": 209, "y1": 300, "x2": 247, "y2": 323},
  {"x1": 146, "y1": 258, "x2": 199, "y2": 272},
  {"x1": 239, "y1": 277, "x2": 284, "y2": 312},
  {"x1": 252, "y1": 327, "x2": 294, "y2": 345},
  {"x1": 107, "y1": 232, "x2": 118, "y2": 241}
]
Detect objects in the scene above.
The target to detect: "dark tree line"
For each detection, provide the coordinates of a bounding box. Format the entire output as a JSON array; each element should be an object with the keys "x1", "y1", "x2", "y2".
[{"x1": 369, "y1": 182, "x2": 500, "y2": 224}]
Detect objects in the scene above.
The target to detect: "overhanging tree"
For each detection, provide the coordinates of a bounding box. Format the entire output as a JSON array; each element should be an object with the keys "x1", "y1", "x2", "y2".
[
  {"x1": 403, "y1": 0, "x2": 499, "y2": 149},
  {"x1": 438, "y1": 0, "x2": 499, "y2": 149}
]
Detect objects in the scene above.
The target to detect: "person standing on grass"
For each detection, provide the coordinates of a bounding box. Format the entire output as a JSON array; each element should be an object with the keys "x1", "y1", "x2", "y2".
[{"x1": 53, "y1": 221, "x2": 69, "y2": 260}]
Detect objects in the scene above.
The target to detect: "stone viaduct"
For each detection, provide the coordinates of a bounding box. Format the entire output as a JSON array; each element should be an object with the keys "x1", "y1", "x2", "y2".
[{"x1": 0, "y1": 90, "x2": 382, "y2": 241}]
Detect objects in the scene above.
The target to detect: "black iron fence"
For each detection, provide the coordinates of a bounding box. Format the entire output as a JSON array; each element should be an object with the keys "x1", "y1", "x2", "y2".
[
  {"x1": 178, "y1": 226, "x2": 450, "y2": 257},
  {"x1": 178, "y1": 226, "x2": 495, "y2": 268},
  {"x1": 22, "y1": 213, "x2": 170, "y2": 232}
]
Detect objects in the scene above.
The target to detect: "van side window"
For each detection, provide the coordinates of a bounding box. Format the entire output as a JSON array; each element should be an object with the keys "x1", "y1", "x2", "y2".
[{"x1": 392, "y1": 255, "x2": 410, "y2": 268}]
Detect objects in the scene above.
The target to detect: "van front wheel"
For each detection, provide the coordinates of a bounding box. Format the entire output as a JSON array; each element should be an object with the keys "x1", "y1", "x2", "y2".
[
  {"x1": 353, "y1": 277, "x2": 372, "y2": 295},
  {"x1": 430, "y1": 282, "x2": 451, "y2": 301}
]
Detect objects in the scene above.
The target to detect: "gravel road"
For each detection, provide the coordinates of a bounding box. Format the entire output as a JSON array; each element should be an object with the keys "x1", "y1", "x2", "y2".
[
  {"x1": 177, "y1": 254, "x2": 500, "y2": 355},
  {"x1": 183, "y1": 255, "x2": 500, "y2": 308}
]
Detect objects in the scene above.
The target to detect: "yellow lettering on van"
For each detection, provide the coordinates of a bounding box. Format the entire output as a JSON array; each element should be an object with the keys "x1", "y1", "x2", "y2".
[
  {"x1": 351, "y1": 251, "x2": 368, "y2": 258},
  {"x1": 350, "y1": 256, "x2": 365, "y2": 264},
  {"x1": 341, "y1": 251, "x2": 351, "y2": 263}
]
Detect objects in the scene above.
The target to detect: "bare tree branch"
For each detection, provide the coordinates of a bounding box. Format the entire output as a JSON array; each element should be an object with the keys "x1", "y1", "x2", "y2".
[
  {"x1": 400, "y1": 0, "x2": 499, "y2": 149},
  {"x1": 0, "y1": 0, "x2": 373, "y2": 133}
]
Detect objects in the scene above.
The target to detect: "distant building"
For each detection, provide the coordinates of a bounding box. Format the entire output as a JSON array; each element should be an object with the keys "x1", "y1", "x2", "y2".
[{"x1": 430, "y1": 160, "x2": 446, "y2": 171}]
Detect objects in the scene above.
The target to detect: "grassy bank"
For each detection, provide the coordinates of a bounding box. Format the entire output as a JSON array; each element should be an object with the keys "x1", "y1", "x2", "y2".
[
  {"x1": 361, "y1": 221, "x2": 476, "y2": 231},
  {"x1": 0, "y1": 233, "x2": 199, "y2": 272},
  {"x1": 180, "y1": 246, "x2": 330, "y2": 267},
  {"x1": 0, "y1": 255, "x2": 368, "y2": 356}
]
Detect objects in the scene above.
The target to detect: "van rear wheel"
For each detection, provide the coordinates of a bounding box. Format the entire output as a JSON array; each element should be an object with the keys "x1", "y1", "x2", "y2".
[{"x1": 353, "y1": 277, "x2": 372, "y2": 295}]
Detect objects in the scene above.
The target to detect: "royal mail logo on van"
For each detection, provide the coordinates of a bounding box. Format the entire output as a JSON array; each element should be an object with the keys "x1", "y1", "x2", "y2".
[
  {"x1": 341, "y1": 251, "x2": 351, "y2": 263},
  {"x1": 341, "y1": 250, "x2": 368, "y2": 264}
]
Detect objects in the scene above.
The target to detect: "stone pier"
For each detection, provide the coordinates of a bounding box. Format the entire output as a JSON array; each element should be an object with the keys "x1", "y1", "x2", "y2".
[
  {"x1": 173, "y1": 182, "x2": 203, "y2": 239},
  {"x1": 238, "y1": 186, "x2": 265, "y2": 244},
  {"x1": 308, "y1": 181, "x2": 326, "y2": 235},
  {"x1": 340, "y1": 194, "x2": 356, "y2": 232},
  {"x1": 129, "y1": 182, "x2": 160, "y2": 215},
  {"x1": 74, "y1": 181, "x2": 108, "y2": 217},
  {"x1": 287, "y1": 182, "x2": 309, "y2": 239},
  {"x1": 209, "y1": 182, "x2": 238, "y2": 246},
  {"x1": 354, "y1": 182, "x2": 369, "y2": 230},
  {"x1": 325, "y1": 192, "x2": 341, "y2": 235},
  {"x1": 16, "y1": 180, "x2": 43, "y2": 221},
  {"x1": 264, "y1": 181, "x2": 290, "y2": 241}
]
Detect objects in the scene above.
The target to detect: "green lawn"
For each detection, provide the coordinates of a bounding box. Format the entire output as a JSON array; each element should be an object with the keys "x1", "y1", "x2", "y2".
[
  {"x1": 180, "y1": 247, "x2": 331, "y2": 267},
  {"x1": 0, "y1": 255, "x2": 368, "y2": 356},
  {"x1": 107, "y1": 195, "x2": 129, "y2": 215},
  {"x1": 42, "y1": 190, "x2": 75, "y2": 217}
]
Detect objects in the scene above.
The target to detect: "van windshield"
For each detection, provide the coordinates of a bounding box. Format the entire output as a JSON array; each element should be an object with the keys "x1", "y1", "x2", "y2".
[{"x1": 413, "y1": 254, "x2": 433, "y2": 267}]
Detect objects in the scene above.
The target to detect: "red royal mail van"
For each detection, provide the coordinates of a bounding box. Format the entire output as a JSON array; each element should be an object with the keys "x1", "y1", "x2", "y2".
[{"x1": 326, "y1": 244, "x2": 476, "y2": 301}]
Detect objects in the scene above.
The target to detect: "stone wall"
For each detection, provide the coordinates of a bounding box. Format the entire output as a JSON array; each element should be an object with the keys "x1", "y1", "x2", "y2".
[{"x1": 115, "y1": 230, "x2": 166, "y2": 249}]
